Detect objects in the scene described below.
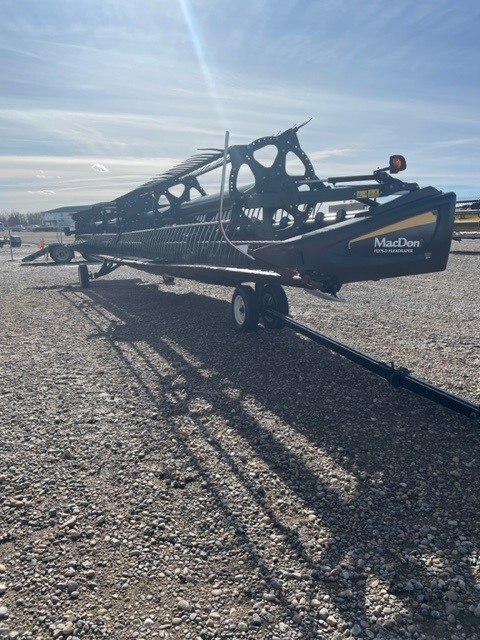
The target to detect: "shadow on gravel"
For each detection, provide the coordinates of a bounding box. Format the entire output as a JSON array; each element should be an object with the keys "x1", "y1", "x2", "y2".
[{"x1": 59, "y1": 278, "x2": 479, "y2": 638}]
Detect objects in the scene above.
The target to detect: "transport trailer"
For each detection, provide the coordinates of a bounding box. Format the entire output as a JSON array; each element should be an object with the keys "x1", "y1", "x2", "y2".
[
  {"x1": 22, "y1": 243, "x2": 74, "y2": 263},
  {"x1": 452, "y1": 198, "x2": 480, "y2": 240},
  {"x1": 453, "y1": 198, "x2": 480, "y2": 241},
  {"x1": 22, "y1": 243, "x2": 98, "y2": 264}
]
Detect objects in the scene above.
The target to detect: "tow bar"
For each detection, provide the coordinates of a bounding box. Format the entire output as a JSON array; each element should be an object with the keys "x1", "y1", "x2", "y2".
[{"x1": 273, "y1": 312, "x2": 480, "y2": 423}]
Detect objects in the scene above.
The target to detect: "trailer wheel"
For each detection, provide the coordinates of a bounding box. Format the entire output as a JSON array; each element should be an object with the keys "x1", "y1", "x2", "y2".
[
  {"x1": 78, "y1": 264, "x2": 90, "y2": 288},
  {"x1": 231, "y1": 285, "x2": 259, "y2": 332},
  {"x1": 49, "y1": 244, "x2": 74, "y2": 264},
  {"x1": 259, "y1": 284, "x2": 289, "y2": 330}
]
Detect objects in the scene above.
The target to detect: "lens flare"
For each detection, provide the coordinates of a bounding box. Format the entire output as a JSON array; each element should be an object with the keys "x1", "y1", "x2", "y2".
[{"x1": 178, "y1": 0, "x2": 227, "y2": 130}]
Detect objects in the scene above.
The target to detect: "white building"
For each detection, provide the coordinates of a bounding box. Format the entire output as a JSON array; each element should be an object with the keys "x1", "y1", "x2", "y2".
[{"x1": 41, "y1": 205, "x2": 92, "y2": 230}]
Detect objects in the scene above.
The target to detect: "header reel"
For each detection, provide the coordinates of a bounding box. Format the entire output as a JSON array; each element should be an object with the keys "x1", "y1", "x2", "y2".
[{"x1": 228, "y1": 127, "x2": 325, "y2": 239}]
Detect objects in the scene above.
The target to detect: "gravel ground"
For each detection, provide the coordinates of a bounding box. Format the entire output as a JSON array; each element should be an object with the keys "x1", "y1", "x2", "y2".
[{"x1": 0, "y1": 236, "x2": 479, "y2": 640}]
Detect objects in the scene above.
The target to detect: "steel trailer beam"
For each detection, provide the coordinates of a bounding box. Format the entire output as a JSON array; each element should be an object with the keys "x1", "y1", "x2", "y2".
[{"x1": 272, "y1": 312, "x2": 480, "y2": 422}]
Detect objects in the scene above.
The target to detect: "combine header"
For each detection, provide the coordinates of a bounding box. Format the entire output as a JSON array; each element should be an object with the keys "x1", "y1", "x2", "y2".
[
  {"x1": 53, "y1": 122, "x2": 456, "y2": 331},
  {"x1": 24, "y1": 123, "x2": 456, "y2": 328}
]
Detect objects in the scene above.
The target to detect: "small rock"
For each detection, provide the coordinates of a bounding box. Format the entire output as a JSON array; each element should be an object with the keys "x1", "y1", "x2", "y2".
[
  {"x1": 251, "y1": 613, "x2": 262, "y2": 626},
  {"x1": 66, "y1": 580, "x2": 79, "y2": 593},
  {"x1": 177, "y1": 598, "x2": 190, "y2": 611},
  {"x1": 263, "y1": 592, "x2": 276, "y2": 602},
  {"x1": 0, "y1": 609, "x2": 7, "y2": 621},
  {"x1": 60, "y1": 516, "x2": 77, "y2": 529},
  {"x1": 62, "y1": 621, "x2": 74, "y2": 636}
]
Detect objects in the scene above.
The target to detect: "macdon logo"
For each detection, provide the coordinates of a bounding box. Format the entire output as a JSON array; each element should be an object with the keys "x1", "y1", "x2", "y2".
[{"x1": 374, "y1": 236, "x2": 421, "y2": 249}]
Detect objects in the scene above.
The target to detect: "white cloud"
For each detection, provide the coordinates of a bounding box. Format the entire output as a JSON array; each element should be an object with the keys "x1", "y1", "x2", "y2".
[
  {"x1": 1, "y1": 154, "x2": 178, "y2": 212},
  {"x1": 35, "y1": 170, "x2": 57, "y2": 179},
  {"x1": 92, "y1": 163, "x2": 109, "y2": 173}
]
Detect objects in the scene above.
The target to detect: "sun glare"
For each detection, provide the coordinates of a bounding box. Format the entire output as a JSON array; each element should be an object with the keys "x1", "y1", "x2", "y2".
[{"x1": 178, "y1": 0, "x2": 227, "y2": 131}]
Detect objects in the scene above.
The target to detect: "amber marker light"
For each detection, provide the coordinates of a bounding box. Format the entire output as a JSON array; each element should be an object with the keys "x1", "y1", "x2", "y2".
[{"x1": 389, "y1": 155, "x2": 406, "y2": 173}]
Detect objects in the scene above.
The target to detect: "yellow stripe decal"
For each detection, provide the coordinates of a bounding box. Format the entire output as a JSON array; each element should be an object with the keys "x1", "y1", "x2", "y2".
[
  {"x1": 349, "y1": 211, "x2": 437, "y2": 246},
  {"x1": 455, "y1": 212, "x2": 480, "y2": 221}
]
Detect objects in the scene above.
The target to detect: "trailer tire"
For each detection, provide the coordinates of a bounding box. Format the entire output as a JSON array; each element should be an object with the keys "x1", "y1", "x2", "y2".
[
  {"x1": 231, "y1": 285, "x2": 259, "y2": 332},
  {"x1": 49, "y1": 244, "x2": 74, "y2": 264},
  {"x1": 259, "y1": 284, "x2": 289, "y2": 330},
  {"x1": 78, "y1": 264, "x2": 90, "y2": 288}
]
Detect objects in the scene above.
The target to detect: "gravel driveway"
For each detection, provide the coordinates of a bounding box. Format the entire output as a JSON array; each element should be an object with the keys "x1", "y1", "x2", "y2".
[{"x1": 0, "y1": 238, "x2": 479, "y2": 640}]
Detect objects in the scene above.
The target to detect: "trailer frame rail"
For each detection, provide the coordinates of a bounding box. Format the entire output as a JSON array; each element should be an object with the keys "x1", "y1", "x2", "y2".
[{"x1": 272, "y1": 311, "x2": 480, "y2": 422}]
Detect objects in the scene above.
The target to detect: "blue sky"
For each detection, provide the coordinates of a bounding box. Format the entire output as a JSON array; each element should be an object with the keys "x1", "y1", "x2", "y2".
[{"x1": 1, "y1": 0, "x2": 479, "y2": 213}]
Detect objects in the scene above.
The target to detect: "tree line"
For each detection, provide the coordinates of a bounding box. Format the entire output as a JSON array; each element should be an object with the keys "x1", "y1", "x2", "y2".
[{"x1": 0, "y1": 211, "x2": 43, "y2": 227}]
